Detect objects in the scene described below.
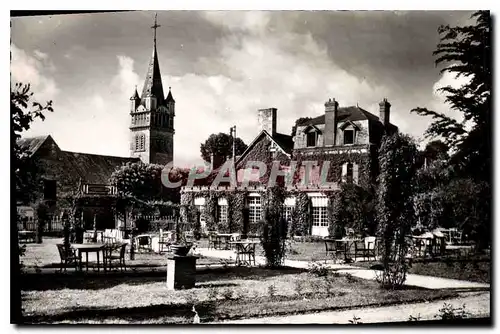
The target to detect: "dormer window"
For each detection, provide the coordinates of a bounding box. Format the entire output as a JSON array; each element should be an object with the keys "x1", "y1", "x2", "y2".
[
  {"x1": 343, "y1": 129, "x2": 354, "y2": 145},
  {"x1": 307, "y1": 132, "x2": 317, "y2": 147}
]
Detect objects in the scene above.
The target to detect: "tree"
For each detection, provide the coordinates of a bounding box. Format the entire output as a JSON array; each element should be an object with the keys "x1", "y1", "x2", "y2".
[
  {"x1": 411, "y1": 11, "x2": 491, "y2": 182},
  {"x1": 291, "y1": 117, "x2": 312, "y2": 137},
  {"x1": 110, "y1": 162, "x2": 186, "y2": 204},
  {"x1": 12, "y1": 83, "x2": 54, "y2": 204},
  {"x1": 200, "y1": 133, "x2": 247, "y2": 169},
  {"x1": 11, "y1": 82, "x2": 53, "y2": 324},
  {"x1": 376, "y1": 133, "x2": 419, "y2": 289},
  {"x1": 423, "y1": 140, "x2": 449, "y2": 163},
  {"x1": 328, "y1": 183, "x2": 377, "y2": 238}
]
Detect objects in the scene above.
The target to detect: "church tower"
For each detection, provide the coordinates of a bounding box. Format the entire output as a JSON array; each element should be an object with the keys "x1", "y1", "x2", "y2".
[{"x1": 129, "y1": 13, "x2": 175, "y2": 165}]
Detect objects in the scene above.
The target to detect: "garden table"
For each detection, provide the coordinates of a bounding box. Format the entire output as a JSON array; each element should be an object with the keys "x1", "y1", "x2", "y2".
[
  {"x1": 72, "y1": 243, "x2": 107, "y2": 273},
  {"x1": 229, "y1": 241, "x2": 259, "y2": 266},
  {"x1": 334, "y1": 238, "x2": 360, "y2": 261}
]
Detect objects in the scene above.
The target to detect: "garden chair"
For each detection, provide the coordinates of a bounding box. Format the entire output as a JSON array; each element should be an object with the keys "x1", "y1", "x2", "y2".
[
  {"x1": 334, "y1": 240, "x2": 347, "y2": 262},
  {"x1": 324, "y1": 239, "x2": 336, "y2": 258},
  {"x1": 158, "y1": 229, "x2": 172, "y2": 254},
  {"x1": 105, "y1": 243, "x2": 127, "y2": 272},
  {"x1": 235, "y1": 242, "x2": 256, "y2": 266},
  {"x1": 230, "y1": 233, "x2": 241, "y2": 250},
  {"x1": 364, "y1": 236, "x2": 376, "y2": 261},
  {"x1": 208, "y1": 232, "x2": 220, "y2": 249},
  {"x1": 354, "y1": 240, "x2": 368, "y2": 260},
  {"x1": 56, "y1": 244, "x2": 80, "y2": 272}
]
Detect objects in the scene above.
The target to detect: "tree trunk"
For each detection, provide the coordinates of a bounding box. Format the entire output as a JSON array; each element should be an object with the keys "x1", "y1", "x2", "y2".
[{"x1": 11, "y1": 222, "x2": 23, "y2": 324}]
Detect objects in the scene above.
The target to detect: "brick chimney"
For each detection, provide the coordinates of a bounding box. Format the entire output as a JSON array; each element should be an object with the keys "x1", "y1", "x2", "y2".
[
  {"x1": 379, "y1": 98, "x2": 391, "y2": 125},
  {"x1": 258, "y1": 108, "x2": 277, "y2": 136},
  {"x1": 323, "y1": 98, "x2": 339, "y2": 146}
]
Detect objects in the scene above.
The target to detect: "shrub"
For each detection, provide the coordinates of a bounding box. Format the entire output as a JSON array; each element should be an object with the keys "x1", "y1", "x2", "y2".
[
  {"x1": 267, "y1": 284, "x2": 277, "y2": 298},
  {"x1": 345, "y1": 273, "x2": 358, "y2": 283},
  {"x1": 348, "y1": 315, "x2": 362, "y2": 324},
  {"x1": 436, "y1": 303, "x2": 470, "y2": 320},
  {"x1": 260, "y1": 210, "x2": 287, "y2": 268},
  {"x1": 307, "y1": 262, "x2": 329, "y2": 277},
  {"x1": 222, "y1": 288, "x2": 234, "y2": 300},
  {"x1": 207, "y1": 286, "x2": 218, "y2": 301}
]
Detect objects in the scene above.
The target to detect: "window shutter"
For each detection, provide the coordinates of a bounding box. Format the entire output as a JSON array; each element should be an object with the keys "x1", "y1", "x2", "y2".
[
  {"x1": 341, "y1": 163, "x2": 347, "y2": 182},
  {"x1": 353, "y1": 163, "x2": 359, "y2": 184}
]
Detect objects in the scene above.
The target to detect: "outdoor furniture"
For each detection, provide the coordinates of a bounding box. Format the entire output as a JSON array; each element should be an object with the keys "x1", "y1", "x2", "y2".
[
  {"x1": 230, "y1": 240, "x2": 258, "y2": 266},
  {"x1": 334, "y1": 238, "x2": 359, "y2": 261},
  {"x1": 184, "y1": 231, "x2": 195, "y2": 243},
  {"x1": 230, "y1": 233, "x2": 241, "y2": 249},
  {"x1": 135, "y1": 234, "x2": 154, "y2": 253},
  {"x1": 215, "y1": 233, "x2": 233, "y2": 250},
  {"x1": 324, "y1": 239, "x2": 336, "y2": 258},
  {"x1": 72, "y1": 243, "x2": 107, "y2": 272},
  {"x1": 158, "y1": 230, "x2": 173, "y2": 254},
  {"x1": 364, "y1": 236, "x2": 376, "y2": 261},
  {"x1": 56, "y1": 244, "x2": 80, "y2": 272},
  {"x1": 18, "y1": 230, "x2": 36, "y2": 243},
  {"x1": 207, "y1": 231, "x2": 218, "y2": 250},
  {"x1": 104, "y1": 243, "x2": 127, "y2": 272}
]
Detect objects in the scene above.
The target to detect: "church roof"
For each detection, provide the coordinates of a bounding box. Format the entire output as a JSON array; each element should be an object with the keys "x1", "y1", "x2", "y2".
[
  {"x1": 140, "y1": 45, "x2": 165, "y2": 105},
  {"x1": 166, "y1": 87, "x2": 175, "y2": 103},
  {"x1": 130, "y1": 87, "x2": 140, "y2": 100}
]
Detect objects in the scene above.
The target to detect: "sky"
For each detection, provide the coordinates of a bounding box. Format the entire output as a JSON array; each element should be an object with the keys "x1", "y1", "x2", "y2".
[{"x1": 11, "y1": 10, "x2": 475, "y2": 168}]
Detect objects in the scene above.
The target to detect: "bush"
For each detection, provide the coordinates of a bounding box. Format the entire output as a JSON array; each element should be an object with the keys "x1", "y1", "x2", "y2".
[
  {"x1": 436, "y1": 303, "x2": 470, "y2": 320},
  {"x1": 307, "y1": 262, "x2": 329, "y2": 277},
  {"x1": 260, "y1": 210, "x2": 287, "y2": 268}
]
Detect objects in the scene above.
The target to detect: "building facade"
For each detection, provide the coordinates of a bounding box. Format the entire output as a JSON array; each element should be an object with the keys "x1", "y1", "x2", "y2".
[{"x1": 181, "y1": 98, "x2": 398, "y2": 237}]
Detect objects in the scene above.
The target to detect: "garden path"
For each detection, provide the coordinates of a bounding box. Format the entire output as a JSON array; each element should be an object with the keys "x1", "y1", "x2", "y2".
[
  {"x1": 213, "y1": 291, "x2": 490, "y2": 324},
  {"x1": 194, "y1": 248, "x2": 491, "y2": 290}
]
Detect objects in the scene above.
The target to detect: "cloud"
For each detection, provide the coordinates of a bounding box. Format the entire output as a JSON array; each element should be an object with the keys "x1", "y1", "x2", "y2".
[
  {"x1": 113, "y1": 55, "x2": 141, "y2": 96},
  {"x1": 169, "y1": 14, "x2": 390, "y2": 167},
  {"x1": 11, "y1": 44, "x2": 59, "y2": 101}
]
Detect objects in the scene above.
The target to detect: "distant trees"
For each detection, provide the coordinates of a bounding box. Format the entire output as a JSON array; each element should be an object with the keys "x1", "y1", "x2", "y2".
[
  {"x1": 411, "y1": 11, "x2": 491, "y2": 251},
  {"x1": 200, "y1": 132, "x2": 247, "y2": 169},
  {"x1": 411, "y1": 11, "x2": 491, "y2": 182}
]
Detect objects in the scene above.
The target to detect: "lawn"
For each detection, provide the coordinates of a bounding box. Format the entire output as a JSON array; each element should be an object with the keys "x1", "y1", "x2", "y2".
[
  {"x1": 21, "y1": 265, "x2": 457, "y2": 324},
  {"x1": 355, "y1": 255, "x2": 491, "y2": 284}
]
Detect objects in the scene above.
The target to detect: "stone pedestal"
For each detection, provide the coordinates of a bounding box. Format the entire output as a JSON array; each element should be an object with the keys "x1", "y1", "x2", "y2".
[{"x1": 166, "y1": 255, "x2": 199, "y2": 290}]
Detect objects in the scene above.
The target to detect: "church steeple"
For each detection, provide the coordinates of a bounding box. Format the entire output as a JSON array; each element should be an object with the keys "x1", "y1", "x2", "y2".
[{"x1": 141, "y1": 13, "x2": 165, "y2": 105}]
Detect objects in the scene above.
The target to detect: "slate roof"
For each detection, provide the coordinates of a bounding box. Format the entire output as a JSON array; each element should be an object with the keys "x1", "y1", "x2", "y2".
[
  {"x1": 272, "y1": 133, "x2": 294, "y2": 154},
  {"x1": 296, "y1": 106, "x2": 387, "y2": 126},
  {"x1": 18, "y1": 135, "x2": 140, "y2": 185},
  {"x1": 62, "y1": 151, "x2": 140, "y2": 184},
  {"x1": 17, "y1": 135, "x2": 51, "y2": 156},
  {"x1": 140, "y1": 46, "x2": 165, "y2": 104}
]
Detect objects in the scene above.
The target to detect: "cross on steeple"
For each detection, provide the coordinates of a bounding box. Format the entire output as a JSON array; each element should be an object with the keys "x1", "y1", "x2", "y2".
[{"x1": 151, "y1": 13, "x2": 161, "y2": 47}]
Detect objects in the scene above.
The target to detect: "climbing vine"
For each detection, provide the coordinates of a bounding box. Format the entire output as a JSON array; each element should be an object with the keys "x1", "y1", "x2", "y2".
[{"x1": 228, "y1": 190, "x2": 247, "y2": 234}]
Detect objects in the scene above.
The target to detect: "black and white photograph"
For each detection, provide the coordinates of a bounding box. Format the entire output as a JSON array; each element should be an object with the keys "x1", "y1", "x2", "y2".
[{"x1": 9, "y1": 8, "x2": 492, "y2": 326}]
